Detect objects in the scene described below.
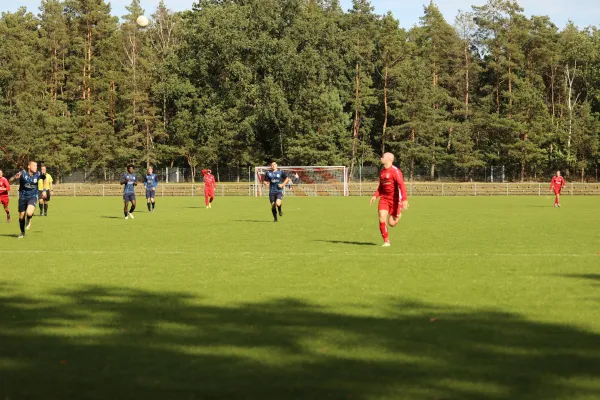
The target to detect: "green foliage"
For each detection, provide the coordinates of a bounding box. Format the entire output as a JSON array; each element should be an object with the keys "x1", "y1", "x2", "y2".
[{"x1": 1, "y1": 0, "x2": 600, "y2": 181}]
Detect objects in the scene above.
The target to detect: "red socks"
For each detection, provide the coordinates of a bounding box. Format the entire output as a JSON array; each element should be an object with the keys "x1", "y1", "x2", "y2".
[
  {"x1": 205, "y1": 195, "x2": 210, "y2": 206},
  {"x1": 379, "y1": 222, "x2": 389, "y2": 242}
]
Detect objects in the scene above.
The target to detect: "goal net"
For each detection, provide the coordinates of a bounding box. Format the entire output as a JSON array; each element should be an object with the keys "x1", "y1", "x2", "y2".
[{"x1": 254, "y1": 166, "x2": 348, "y2": 197}]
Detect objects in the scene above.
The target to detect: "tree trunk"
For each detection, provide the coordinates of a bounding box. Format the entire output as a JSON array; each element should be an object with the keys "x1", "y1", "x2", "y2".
[
  {"x1": 496, "y1": 80, "x2": 500, "y2": 114},
  {"x1": 447, "y1": 127, "x2": 453, "y2": 151},
  {"x1": 410, "y1": 112, "x2": 415, "y2": 181},
  {"x1": 349, "y1": 61, "x2": 360, "y2": 179},
  {"x1": 464, "y1": 40, "x2": 470, "y2": 119},
  {"x1": 381, "y1": 61, "x2": 388, "y2": 154},
  {"x1": 550, "y1": 65, "x2": 555, "y2": 123},
  {"x1": 508, "y1": 54, "x2": 513, "y2": 106}
]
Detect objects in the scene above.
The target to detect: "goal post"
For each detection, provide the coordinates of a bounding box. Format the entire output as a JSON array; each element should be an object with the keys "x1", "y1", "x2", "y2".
[{"x1": 254, "y1": 166, "x2": 349, "y2": 197}]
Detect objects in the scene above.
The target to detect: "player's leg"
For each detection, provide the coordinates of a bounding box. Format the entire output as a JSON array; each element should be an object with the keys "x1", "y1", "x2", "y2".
[
  {"x1": 146, "y1": 190, "x2": 151, "y2": 211},
  {"x1": 18, "y1": 199, "x2": 26, "y2": 237},
  {"x1": 276, "y1": 193, "x2": 283, "y2": 216},
  {"x1": 25, "y1": 200, "x2": 36, "y2": 230},
  {"x1": 1, "y1": 197, "x2": 9, "y2": 222},
  {"x1": 123, "y1": 197, "x2": 129, "y2": 219},
  {"x1": 269, "y1": 193, "x2": 278, "y2": 221},
  {"x1": 204, "y1": 192, "x2": 210, "y2": 208},
  {"x1": 378, "y1": 208, "x2": 391, "y2": 246},
  {"x1": 38, "y1": 192, "x2": 44, "y2": 216},
  {"x1": 43, "y1": 192, "x2": 50, "y2": 216},
  {"x1": 151, "y1": 196, "x2": 155, "y2": 211},
  {"x1": 129, "y1": 196, "x2": 136, "y2": 218},
  {"x1": 556, "y1": 191, "x2": 561, "y2": 207}
]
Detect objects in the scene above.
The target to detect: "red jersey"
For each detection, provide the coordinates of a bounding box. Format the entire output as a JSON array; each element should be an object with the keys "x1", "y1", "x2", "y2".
[
  {"x1": 202, "y1": 170, "x2": 216, "y2": 192},
  {"x1": 374, "y1": 166, "x2": 408, "y2": 201},
  {"x1": 550, "y1": 176, "x2": 566, "y2": 189},
  {"x1": 0, "y1": 177, "x2": 10, "y2": 197}
]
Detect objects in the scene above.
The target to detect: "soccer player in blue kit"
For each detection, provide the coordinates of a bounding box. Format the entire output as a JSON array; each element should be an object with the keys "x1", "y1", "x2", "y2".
[
  {"x1": 9, "y1": 161, "x2": 46, "y2": 238},
  {"x1": 120, "y1": 165, "x2": 138, "y2": 219},
  {"x1": 143, "y1": 167, "x2": 158, "y2": 212},
  {"x1": 263, "y1": 162, "x2": 290, "y2": 222}
]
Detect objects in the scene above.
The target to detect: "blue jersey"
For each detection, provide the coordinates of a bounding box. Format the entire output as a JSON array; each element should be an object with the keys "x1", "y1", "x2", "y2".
[
  {"x1": 265, "y1": 170, "x2": 287, "y2": 194},
  {"x1": 18, "y1": 170, "x2": 45, "y2": 199},
  {"x1": 121, "y1": 173, "x2": 137, "y2": 194},
  {"x1": 144, "y1": 174, "x2": 158, "y2": 189}
]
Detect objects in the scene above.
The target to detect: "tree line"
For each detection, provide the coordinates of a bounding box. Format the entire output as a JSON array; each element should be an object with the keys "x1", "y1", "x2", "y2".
[{"x1": 1, "y1": 0, "x2": 599, "y2": 182}]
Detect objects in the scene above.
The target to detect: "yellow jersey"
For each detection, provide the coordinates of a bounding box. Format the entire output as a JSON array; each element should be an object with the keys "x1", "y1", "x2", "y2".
[{"x1": 38, "y1": 173, "x2": 53, "y2": 190}]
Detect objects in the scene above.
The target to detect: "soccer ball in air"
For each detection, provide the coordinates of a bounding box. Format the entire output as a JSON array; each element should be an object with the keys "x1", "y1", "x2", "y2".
[{"x1": 136, "y1": 15, "x2": 149, "y2": 27}]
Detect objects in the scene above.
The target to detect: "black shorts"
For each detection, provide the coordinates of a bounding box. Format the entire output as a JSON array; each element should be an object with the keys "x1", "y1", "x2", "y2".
[
  {"x1": 123, "y1": 193, "x2": 136, "y2": 202},
  {"x1": 269, "y1": 192, "x2": 283, "y2": 203},
  {"x1": 19, "y1": 197, "x2": 37, "y2": 212},
  {"x1": 38, "y1": 190, "x2": 51, "y2": 202},
  {"x1": 146, "y1": 189, "x2": 155, "y2": 199}
]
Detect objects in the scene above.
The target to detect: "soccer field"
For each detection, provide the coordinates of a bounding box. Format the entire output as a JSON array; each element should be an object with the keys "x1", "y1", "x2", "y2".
[{"x1": 1, "y1": 196, "x2": 599, "y2": 400}]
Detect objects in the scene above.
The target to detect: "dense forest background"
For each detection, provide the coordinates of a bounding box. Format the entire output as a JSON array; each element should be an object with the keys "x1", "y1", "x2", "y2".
[{"x1": 1, "y1": 0, "x2": 599, "y2": 182}]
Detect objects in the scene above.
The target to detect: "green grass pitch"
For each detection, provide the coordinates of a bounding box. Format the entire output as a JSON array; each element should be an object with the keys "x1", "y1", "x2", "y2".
[{"x1": 0, "y1": 196, "x2": 599, "y2": 400}]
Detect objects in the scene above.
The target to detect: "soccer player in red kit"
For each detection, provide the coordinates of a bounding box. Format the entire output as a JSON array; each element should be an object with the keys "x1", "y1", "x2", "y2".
[
  {"x1": 370, "y1": 153, "x2": 409, "y2": 247},
  {"x1": 550, "y1": 170, "x2": 566, "y2": 207},
  {"x1": 0, "y1": 169, "x2": 11, "y2": 222},
  {"x1": 202, "y1": 169, "x2": 216, "y2": 208}
]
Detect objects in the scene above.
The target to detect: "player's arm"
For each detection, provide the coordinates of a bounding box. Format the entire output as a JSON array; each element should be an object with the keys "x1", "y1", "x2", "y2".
[
  {"x1": 398, "y1": 171, "x2": 409, "y2": 209},
  {"x1": 8, "y1": 171, "x2": 22, "y2": 183},
  {"x1": 153, "y1": 175, "x2": 158, "y2": 190},
  {"x1": 562, "y1": 178, "x2": 566, "y2": 188},
  {"x1": 370, "y1": 185, "x2": 382, "y2": 206},
  {"x1": 120, "y1": 175, "x2": 128, "y2": 185},
  {"x1": 278, "y1": 173, "x2": 290, "y2": 188},
  {"x1": 201, "y1": 169, "x2": 210, "y2": 176},
  {"x1": 48, "y1": 176, "x2": 53, "y2": 192}
]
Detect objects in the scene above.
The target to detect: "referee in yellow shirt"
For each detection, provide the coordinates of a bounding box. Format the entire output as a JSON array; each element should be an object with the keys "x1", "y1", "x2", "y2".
[{"x1": 37, "y1": 165, "x2": 53, "y2": 216}]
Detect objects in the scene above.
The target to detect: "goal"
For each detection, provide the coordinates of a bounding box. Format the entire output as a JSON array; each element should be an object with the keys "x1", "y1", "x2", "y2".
[{"x1": 254, "y1": 166, "x2": 349, "y2": 197}]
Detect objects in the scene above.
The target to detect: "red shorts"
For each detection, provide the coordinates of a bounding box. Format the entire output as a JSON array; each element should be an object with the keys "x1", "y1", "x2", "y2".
[
  {"x1": 378, "y1": 196, "x2": 402, "y2": 218},
  {"x1": 0, "y1": 196, "x2": 8, "y2": 208},
  {"x1": 204, "y1": 191, "x2": 214, "y2": 197},
  {"x1": 553, "y1": 187, "x2": 562, "y2": 195}
]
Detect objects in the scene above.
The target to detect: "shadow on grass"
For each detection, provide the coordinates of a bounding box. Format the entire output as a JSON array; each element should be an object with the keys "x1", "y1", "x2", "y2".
[
  {"x1": 0, "y1": 233, "x2": 19, "y2": 238},
  {"x1": 100, "y1": 216, "x2": 123, "y2": 220},
  {"x1": 232, "y1": 219, "x2": 273, "y2": 223},
  {"x1": 314, "y1": 240, "x2": 378, "y2": 246},
  {"x1": 560, "y1": 273, "x2": 600, "y2": 282},
  {"x1": 1, "y1": 285, "x2": 599, "y2": 400}
]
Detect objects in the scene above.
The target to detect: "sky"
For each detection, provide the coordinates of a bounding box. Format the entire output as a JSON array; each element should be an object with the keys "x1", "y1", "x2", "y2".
[{"x1": 1, "y1": 0, "x2": 598, "y2": 29}]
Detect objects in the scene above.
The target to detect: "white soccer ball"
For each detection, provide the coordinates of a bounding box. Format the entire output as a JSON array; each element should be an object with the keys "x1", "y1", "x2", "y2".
[{"x1": 136, "y1": 15, "x2": 149, "y2": 27}]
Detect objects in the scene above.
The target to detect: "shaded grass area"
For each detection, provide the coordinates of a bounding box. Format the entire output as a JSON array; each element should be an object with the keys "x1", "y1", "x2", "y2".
[{"x1": 0, "y1": 196, "x2": 599, "y2": 399}]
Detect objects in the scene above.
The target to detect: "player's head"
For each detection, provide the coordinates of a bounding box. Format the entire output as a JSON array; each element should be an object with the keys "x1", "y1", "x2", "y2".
[
  {"x1": 556, "y1": 170, "x2": 561, "y2": 177},
  {"x1": 207, "y1": 169, "x2": 211, "y2": 174},
  {"x1": 127, "y1": 164, "x2": 134, "y2": 173},
  {"x1": 270, "y1": 162, "x2": 277, "y2": 171},
  {"x1": 28, "y1": 161, "x2": 38, "y2": 173},
  {"x1": 381, "y1": 152, "x2": 395, "y2": 167},
  {"x1": 41, "y1": 165, "x2": 47, "y2": 174},
  {"x1": 147, "y1": 167, "x2": 153, "y2": 174},
  {"x1": 0, "y1": 169, "x2": 3, "y2": 178}
]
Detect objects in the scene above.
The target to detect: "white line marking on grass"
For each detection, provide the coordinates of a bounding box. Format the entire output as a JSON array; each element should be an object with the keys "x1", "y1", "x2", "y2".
[{"x1": 0, "y1": 250, "x2": 596, "y2": 257}]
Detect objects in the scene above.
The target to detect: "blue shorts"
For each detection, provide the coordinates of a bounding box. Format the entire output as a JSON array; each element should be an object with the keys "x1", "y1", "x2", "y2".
[
  {"x1": 123, "y1": 193, "x2": 136, "y2": 202},
  {"x1": 146, "y1": 189, "x2": 155, "y2": 199},
  {"x1": 18, "y1": 196, "x2": 37, "y2": 212},
  {"x1": 269, "y1": 192, "x2": 283, "y2": 203}
]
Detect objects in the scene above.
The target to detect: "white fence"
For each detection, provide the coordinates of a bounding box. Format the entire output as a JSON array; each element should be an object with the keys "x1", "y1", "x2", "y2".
[{"x1": 7, "y1": 182, "x2": 598, "y2": 197}]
